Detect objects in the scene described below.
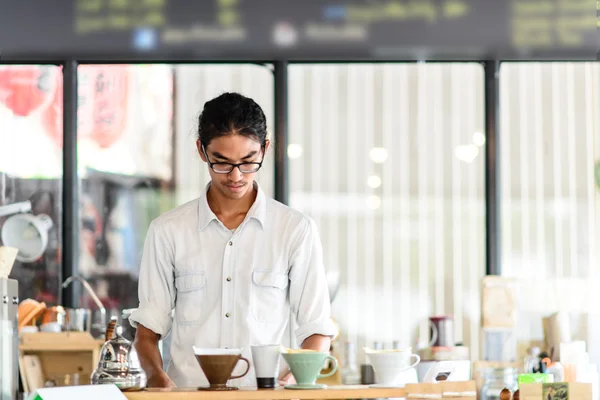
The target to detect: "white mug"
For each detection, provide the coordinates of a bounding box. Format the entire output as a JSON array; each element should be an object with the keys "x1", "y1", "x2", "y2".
[{"x1": 251, "y1": 344, "x2": 282, "y2": 388}]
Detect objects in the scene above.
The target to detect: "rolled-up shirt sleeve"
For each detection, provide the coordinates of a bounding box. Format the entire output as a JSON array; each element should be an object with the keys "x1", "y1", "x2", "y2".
[
  {"x1": 129, "y1": 220, "x2": 175, "y2": 338},
  {"x1": 289, "y1": 218, "x2": 338, "y2": 345}
]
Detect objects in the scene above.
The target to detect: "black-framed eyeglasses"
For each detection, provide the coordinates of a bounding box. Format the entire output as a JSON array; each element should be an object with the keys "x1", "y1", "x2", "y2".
[{"x1": 202, "y1": 146, "x2": 264, "y2": 174}]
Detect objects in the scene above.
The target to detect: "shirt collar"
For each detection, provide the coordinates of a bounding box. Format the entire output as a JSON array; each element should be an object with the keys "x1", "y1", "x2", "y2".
[{"x1": 197, "y1": 181, "x2": 266, "y2": 231}]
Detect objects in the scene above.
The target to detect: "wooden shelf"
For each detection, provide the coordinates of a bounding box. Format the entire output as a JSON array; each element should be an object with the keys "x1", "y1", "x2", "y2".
[
  {"x1": 124, "y1": 385, "x2": 406, "y2": 400},
  {"x1": 18, "y1": 332, "x2": 104, "y2": 390},
  {"x1": 19, "y1": 343, "x2": 100, "y2": 352},
  {"x1": 18, "y1": 332, "x2": 104, "y2": 351}
]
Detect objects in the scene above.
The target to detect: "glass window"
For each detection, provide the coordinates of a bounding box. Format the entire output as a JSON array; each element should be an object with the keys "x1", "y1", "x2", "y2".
[
  {"x1": 500, "y1": 62, "x2": 600, "y2": 279},
  {"x1": 72, "y1": 64, "x2": 275, "y2": 330},
  {"x1": 288, "y1": 63, "x2": 485, "y2": 357},
  {"x1": 74, "y1": 65, "x2": 175, "y2": 319},
  {"x1": 499, "y1": 62, "x2": 600, "y2": 346},
  {"x1": 0, "y1": 65, "x2": 63, "y2": 305}
]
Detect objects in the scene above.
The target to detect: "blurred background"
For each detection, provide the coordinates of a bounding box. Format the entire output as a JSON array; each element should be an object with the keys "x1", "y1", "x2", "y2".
[
  {"x1": 2, "y1": 61, "x2": 599, "y2": 361},
  {"x1": 1, "y1": 0, "x2": 599, "y2": 387}
]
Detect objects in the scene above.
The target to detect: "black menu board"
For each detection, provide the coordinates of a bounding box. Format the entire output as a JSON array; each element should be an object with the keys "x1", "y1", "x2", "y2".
[{"x1": 0, "y1": 0, "x2": 596, "y2": 61}]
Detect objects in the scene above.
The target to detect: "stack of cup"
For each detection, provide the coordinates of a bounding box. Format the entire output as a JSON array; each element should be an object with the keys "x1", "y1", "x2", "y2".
[{"x1": 251, "y1": 345, "x2": 282, "y2": 389}]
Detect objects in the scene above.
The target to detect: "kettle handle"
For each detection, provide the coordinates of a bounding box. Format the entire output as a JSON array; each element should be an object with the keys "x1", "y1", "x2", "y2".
[{"x1": 105, "y1": 317, "x2": 118, "y2": 342}]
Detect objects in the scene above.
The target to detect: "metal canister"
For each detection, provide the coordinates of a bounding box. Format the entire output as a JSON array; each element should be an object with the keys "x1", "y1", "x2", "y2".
[{"x1": 429, "y1": 316, "x2": 454, "y2": 347}]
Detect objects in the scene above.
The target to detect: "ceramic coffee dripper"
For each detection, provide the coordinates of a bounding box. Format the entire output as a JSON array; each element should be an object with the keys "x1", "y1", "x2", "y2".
[
  {"x1": 281, "y1": 349, "x2": 338, "y2": 390},
  {"x1": 364, "y1": 347, "x2": 420, "y2": 387},
  {"x1": 193, "y1": 347, "x2": 250, "y2": 391}
]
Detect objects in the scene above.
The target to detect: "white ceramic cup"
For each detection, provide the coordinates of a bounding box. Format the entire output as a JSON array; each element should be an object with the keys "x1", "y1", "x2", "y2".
[
  {"x1": 251, "y1": 344, "x2": 282, "y2": 388},
  {"x1": 40, "y1": 322, "x2": 62, "y2": 333},
  {"x1": 365, "y1": 347, "x2": 421, "y2": 386}
]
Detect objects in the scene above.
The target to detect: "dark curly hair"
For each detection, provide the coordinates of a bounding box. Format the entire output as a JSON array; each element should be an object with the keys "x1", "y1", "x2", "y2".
[{"x1": 197, "y1": 92, "x2": 268, "y2": 147}]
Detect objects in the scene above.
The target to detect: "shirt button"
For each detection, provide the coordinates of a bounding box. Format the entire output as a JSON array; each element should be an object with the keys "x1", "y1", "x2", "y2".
[
  {"x1": 226, "y1": 276, "x2": 232, "y2": 282},
  {"x1": 225, "y1": 312, "x2": 231, "y2": 318},
  {"x1": 228, "y1": 241, "x2": 233, "y2": 246}
]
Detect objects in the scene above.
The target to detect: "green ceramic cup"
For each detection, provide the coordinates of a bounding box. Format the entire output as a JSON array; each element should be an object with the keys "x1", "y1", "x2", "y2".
[{"x1": 282, "y1": 352, "x2": 338, "y2": 386}]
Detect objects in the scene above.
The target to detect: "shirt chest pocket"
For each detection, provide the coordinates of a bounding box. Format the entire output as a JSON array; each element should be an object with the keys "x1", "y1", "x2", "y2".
[
  {"x1": 175, "y1": 272, "x2": 206, "y2": 325},
  {"x1": 251, "y1": 269, "x2": 289, "y2": 323}
]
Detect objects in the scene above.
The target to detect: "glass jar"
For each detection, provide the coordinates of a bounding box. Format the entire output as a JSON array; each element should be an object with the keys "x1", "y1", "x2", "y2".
[{"x1": 480, "y1": 368, "x2": 518, "y2": 400}]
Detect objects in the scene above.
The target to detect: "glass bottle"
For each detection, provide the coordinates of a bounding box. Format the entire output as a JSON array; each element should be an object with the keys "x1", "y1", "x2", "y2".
[
  {"x1": 341, "y1": 342, "x2": 361, "y2": 385},
  {"x1": 524, "y1": 346, "x2": 541, "y2": 373},
  {"x1": 480, "y1": 368, "x2": 518, "y2": 400}
]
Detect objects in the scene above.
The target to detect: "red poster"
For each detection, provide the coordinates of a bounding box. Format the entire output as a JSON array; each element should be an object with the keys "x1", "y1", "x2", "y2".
[
  {"x1": 41, "y1": 65, "x2": 129, "y2": 149},
  {"x1": 0, "y1": 66, "x2": 56, "y2": 117}
]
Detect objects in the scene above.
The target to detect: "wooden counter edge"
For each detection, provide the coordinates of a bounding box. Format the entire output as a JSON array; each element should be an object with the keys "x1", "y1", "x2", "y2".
[{"x1": 124, "y1": 385, "x2": 407, "y2": 399}]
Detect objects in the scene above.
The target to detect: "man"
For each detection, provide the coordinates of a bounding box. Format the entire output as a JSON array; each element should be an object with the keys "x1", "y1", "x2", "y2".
[{"x1": 129, "y1": 92, "x2": 337, "y2": 388}]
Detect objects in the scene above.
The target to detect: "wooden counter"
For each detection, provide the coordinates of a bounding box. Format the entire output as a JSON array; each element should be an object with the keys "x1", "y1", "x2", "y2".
[{"x1": 123, "y1": 385, "x2": 406, "y2": 399}]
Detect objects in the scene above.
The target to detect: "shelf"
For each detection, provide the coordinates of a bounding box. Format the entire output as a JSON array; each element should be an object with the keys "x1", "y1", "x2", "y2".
[
  {"x1": 19, "y1": 332, "x2": 104, "y2": 352},
  {"x1": 124, "y1": 385, "x2": 406, "y2": 400},
  {"x1": 19, "y1": 343, "x2": 100, "y2": 352},
  {"x1": 18, "y1": 332, "x2": 104, "y2": 390}
]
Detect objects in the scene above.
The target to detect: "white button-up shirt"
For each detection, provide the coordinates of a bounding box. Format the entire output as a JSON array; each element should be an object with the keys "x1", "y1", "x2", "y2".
[{"x1": 129, "y1": 183, "x2": 337, "y2": 387}]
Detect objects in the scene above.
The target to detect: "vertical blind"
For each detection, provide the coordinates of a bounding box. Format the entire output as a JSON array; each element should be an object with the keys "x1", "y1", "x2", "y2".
[
  {"x1": 500, "y1": 63, "x2": 600, "y2": 349},
  {"x1": 288, "y1": 63, "x2": 485, "y2": 360}
]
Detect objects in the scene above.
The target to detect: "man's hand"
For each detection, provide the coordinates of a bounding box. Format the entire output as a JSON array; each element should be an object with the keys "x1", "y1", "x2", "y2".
[
  {"x1": 134, "y1": 324, "x2": 176, "y2": 389},
  {"x1": 148, "y1": 371, "x2": 176, "y2": 389},
  {"x1": 301, "y1": 334, "x2": 331, "y2": 352},
  {"x1": 278, "y1": 334, "x2": 331, "y2": 387},
  {"x1": 278, "y1": 370, "x2": 296, "y2": 386}
]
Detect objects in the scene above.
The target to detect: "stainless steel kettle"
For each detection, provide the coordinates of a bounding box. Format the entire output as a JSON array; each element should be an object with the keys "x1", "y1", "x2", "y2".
[{"x1": 91, "y1": 317, "x2": 147, "y2": 391}]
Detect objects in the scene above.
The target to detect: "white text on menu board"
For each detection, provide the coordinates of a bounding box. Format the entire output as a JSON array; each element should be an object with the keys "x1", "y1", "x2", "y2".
[
  {"x1": 511, "y1": 0, "x2": 595, "y2": 49},
  {"x1": 75, "y1": 0, "x2": 167, "y2": 34}
]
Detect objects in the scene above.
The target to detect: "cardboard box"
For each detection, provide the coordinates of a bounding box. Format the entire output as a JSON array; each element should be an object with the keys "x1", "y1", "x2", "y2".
[
  {"x1": 482, "y1": 276, "x2": 517, "y2": 329},
  {"x1": 520, "y1": 383, "x2": 592, "y2": 400}
]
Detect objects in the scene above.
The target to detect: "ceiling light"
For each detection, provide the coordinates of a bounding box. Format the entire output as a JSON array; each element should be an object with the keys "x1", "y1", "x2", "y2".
[
  {"x1": 369, "y1": 147, "x2": 388, "y2": 164},
  {"x1": 367, "y1": 175, "x2": 382, "y2": 189},
  {"x1": 472, "y1": 132, "x2": 486, "y2": 147},
  {"x1": 455, "y1": 144, "x2": 479, "y2": 163},
  {"x1": 366, "y1": 195, "x2": 381, "y2": 210},
  {"x1": 287, "y1": 144, "x2": 303, "y2": 159}
]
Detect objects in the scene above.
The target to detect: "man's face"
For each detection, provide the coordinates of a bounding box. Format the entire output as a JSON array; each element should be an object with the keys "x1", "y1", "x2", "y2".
[{"x1": 197, "y1": 134, "x2": 269, "y2": 201}]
